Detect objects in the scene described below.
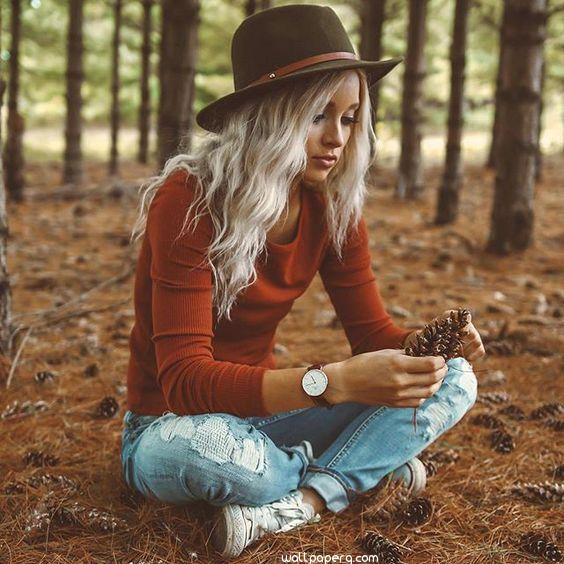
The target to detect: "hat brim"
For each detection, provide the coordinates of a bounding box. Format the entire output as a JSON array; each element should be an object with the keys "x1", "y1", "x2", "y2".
[{"x1": 196, "y1": 57, "x2": 403, "y2": 133}]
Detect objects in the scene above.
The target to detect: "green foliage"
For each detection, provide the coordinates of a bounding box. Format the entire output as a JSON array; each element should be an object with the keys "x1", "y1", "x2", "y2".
[{"x1": 0, "y1": 0, "x2": 561, "y2": 139}]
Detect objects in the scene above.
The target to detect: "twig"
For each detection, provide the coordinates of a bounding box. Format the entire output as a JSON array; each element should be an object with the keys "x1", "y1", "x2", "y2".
[{"x1": 5, "y1": 326, "x2": 34, "y2": 389}]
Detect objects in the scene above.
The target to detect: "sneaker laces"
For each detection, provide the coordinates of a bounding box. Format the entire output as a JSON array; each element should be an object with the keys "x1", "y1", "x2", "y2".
[{"x1": 247, "y1": 491, "x2": 321, "y2": 540}]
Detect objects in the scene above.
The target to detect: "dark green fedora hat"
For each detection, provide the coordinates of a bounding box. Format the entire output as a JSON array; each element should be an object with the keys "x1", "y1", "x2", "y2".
[{"x1": 196, "y1": 3, "x2": 402, "y2": 133}]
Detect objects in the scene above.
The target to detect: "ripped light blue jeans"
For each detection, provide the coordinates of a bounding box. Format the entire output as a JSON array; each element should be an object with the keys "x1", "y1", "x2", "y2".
[{"x1": 120, "y1": 357, "x2": 477, "y2": 513}]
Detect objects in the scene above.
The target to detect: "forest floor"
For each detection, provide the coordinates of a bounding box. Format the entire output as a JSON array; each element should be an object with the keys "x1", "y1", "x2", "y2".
[{"x1": 0, "y1": 153, "x2": 562, "y2": 563}]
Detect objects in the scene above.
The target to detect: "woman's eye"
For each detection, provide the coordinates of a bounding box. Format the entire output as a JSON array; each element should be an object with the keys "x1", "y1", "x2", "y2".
[{"x1": 313, "y1": 114, "x2": 359, "y2": 126}]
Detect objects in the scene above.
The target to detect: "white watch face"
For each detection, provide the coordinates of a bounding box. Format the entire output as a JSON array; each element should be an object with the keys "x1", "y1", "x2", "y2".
[{"x1": 302, "y1": 369, "x2": 328, "y2": 397}]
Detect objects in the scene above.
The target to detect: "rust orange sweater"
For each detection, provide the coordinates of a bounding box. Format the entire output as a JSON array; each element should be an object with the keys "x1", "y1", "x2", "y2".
[{"x1": 126, "y1": 170, "x2": 413, "y2": 418}]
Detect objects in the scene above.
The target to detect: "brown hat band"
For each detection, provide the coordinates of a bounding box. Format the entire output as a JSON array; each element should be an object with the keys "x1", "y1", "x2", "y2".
[{"x1": 248, "y1": 51, "x2": 360, "y2": 87}]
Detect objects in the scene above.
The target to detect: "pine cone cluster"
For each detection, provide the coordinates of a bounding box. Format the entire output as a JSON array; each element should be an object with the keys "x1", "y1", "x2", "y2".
[
  {"x1": 23, "y1": 450, "x2": 59, "y2": 468},
  {"x1": 510, "y1": 481, "x2": 564, "y2": 504},
  {"x1": 361, "y1": 531, "x2": 404, "y2": 563},
  {"x1": 490, "y1": 428, "x2": 515, "y2": 453},
  {"x1": 520, "y1": 532, "x2": 562, "y2": 562},
  {"x1": 95, "y1": 396, "x2": 119, "y2": 418},
  {"x1": 544, "y1": 419, "x2": 564, "y2": 432},
  {"x1": 419, "y1": 448, "x2": 460, "y2": 466},
  {"x1": 397, "y1": 496, "x2": 434, "y2": 528},
  {"x1": 404, "y1": 307, "x2": 471, "y2": 361}
]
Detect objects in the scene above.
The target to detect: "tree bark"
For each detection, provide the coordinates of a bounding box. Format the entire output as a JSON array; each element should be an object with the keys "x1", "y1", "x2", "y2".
[
  {"x1": 395, "y1": 0, "x2": 428, "y2": 200},
  {"x1": 435, "y1": 0, "x2": 470, "y2": 225},
  {"x1": 486, "y1": 0, "x2": 547, "y2": 254},
  {"x1": 157, "y1": 0, "x2": 200, "y2": 170},
  {"x1": 63, "y1": 0, "x2": 84, "y2": 186},
  {"x1": 109, "y1": 0, "x2": 122, "y2": 177},
  {"x1": 535, "y1": 57, "x2": 545, "y2": 181},
  {"x1": 4, "y1": 0, "x2": 24, "y2": 203},
  {"x1": 486, "y1": 5, "x2": 508, "y2": 169},
  {"x1": 137, "y1": 0, "x2": 154, "y2": 164},
  {"x1": 359, "y1": 0, "x2": 386, "y2": 136}
]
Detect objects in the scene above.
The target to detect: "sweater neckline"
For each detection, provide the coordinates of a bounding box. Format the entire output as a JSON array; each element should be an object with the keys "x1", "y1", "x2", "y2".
[{"x1": 267, "y1": 187, "x2": 306, "y2": 252}]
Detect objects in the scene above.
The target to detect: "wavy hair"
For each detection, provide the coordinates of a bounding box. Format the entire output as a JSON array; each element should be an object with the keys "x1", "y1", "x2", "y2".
[{"x1": 130, "y1": 68, "x2": 378, "y2": 324}]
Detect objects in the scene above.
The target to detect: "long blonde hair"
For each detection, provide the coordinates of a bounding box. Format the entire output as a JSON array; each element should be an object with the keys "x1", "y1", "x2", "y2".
[{"x1": 130, "y1": 68, "x2": 377, "y2": 324}]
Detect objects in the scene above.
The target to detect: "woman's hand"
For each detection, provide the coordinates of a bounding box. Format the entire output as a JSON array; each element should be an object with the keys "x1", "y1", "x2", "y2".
[{"x1": 335, "y1": 349, "x2": 448, "y2": 408}]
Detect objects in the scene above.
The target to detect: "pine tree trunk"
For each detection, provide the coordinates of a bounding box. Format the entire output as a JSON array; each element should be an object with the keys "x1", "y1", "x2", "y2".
[
  {"x1": 359, "y1": 0, "x2": 386, "y2": 135},
  {"x1": 109, "y1": 0, "x2": 122, "y2": 177},
  {"x1": 157, "y1": 0, "x2": 200, "y2": 170},
  {"x1": 0, "y1": 1, "x2": 5, "y2": 145},
  {"x1": 395, "y1": 0, "x2": 428, "y2": 200},
  {"x1": 535, "y1": 57, "x2": 545, "y2": 182},
  {"x1": 245, "y1": 0, "x2": 257, "y2": 16},
  {"x1": 486, "y1": 6, "x2": 508, "y2": 169},
  {"x1": 486, "y1": 0, "x2": 547, "y2": 254},
  {"x1": 63, "y1": 0, "x2": 84, "y2": 186},
  {"x1": 4, "y1": 0, "x2": 24, "y2": 203},
  {"x1": 435, "y1": 0, "x2": 470, "y2": 225},
  {"x1": 137, "y1": 0, "x2": 154, "y2": 164}
]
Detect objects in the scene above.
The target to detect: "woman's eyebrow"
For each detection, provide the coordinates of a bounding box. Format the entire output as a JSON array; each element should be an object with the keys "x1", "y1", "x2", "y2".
[{"x1": 326, "y1": 101, "x2": 360, "y2": 109}]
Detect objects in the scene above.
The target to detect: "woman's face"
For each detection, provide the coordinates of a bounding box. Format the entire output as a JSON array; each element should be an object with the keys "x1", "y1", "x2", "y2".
[{"x1": 303, "y1": 71, "x2": 360, "y2": 188}]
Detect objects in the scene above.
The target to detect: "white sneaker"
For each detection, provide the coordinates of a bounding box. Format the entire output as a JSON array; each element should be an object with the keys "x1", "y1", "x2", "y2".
[{"x1": 210, "y1": 489, "x2": 321, "y2": 559}]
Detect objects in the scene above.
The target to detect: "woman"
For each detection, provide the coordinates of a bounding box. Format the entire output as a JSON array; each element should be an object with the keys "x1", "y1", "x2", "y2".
[{"x1": 121, "y1": 4, "x2": 485, "y2": 560}]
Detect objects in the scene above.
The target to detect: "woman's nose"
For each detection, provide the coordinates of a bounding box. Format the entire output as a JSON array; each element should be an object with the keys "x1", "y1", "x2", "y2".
[{"x1": 322, "y1": 121, "x2": 345, "y2": 148}]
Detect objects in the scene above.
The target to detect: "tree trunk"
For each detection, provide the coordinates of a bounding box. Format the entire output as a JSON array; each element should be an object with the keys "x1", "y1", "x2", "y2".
[
  {"x1": 157, "y1": 0, "x2": 200, "y2": 170},
  {"x1": 4, "y1": 0, "x2": 24, "y2": 203},
  {"x1": 486, "y1": 0, "x2": 547, "y2": 254},
  {"x1": 0, "y1": 1, "x2": 5, "y2": 145},
  {"x1": 435, "y1": 0, "x2": 470, "y2": 225},
  {"x1": 535, "y1": 57, "x2": 545, "y2": 181},
  {"x1": 359, "y1": 0, "x2": 386, "y2": 136},
  {"x1": 109, "y1": 0, "x2": 122, "y2": 177},
  {"x1": 137, "y1": 0, "x2": 154, "y2": 164},
  {"x1": 63, "y1": 0, "x2": 84, "y2": 186},
  {"x1": 260, "y1": 0, "x2": 272, "y2": 9},
  {"x1": 395, "y1": 0, "x2": 428, "y2": 200},
  {"x1": 486, "y1": 5, "x2": 508, "y2": 169}
]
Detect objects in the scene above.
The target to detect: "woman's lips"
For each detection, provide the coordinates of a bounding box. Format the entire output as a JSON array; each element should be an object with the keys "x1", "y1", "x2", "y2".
[{"x1": 313, "y1": 157, "x2": 337, "y2": 168}]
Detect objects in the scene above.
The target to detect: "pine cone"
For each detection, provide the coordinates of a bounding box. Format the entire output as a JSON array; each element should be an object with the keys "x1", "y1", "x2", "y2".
[
  {"x1": 530, "y1": 403, "x2": 564, "y2": 420},
  {"x1": 421, "y1": 459, "x2": 439, "y2": 477},
  {"x1": 490, "y1": 429, "x2": 515, "y2": 453},
  {"x1": 361, "y1": 531, "x2": 404, "y2": 563},
  {"x1": 34, "y1": 371, "x2": 55, "y2": 384},
  {"x1": 544, "y1": 419, "x2": 564, "y2": 432},
  {"x1": 510, "y1": 482, "x2": 564, "y2": 504},
  {"x1": 470, "y1": 413, "x2": 505, "y2": 429},
  {"x1": 551, "y1": 465, "x2": 564, "y2": 480},
  {"x1": 404, "y1": 307, "x2": 471, "y2": 362},
  {"x1": 84, "y1": 363, "x2": 99, "y2": 378},
  {"x1": 397, "y1": 496, "x2": 434, "y2": 527},
  {"x1": 484, "y1": 339, "x2": 522, "y2": 356},
  {"x1": 419, "y1": 448, "x2": 460, "y2": 466},
  {"x1": 56, "y1": 502, "x2": 128, "y2": 532},
  {"x1": 96, "y1": 396, "x2": 119, "y2": 418},
  {"x1": 498, "y1": 404, "x2": 526, "y2": 421},
  {"x1": 363, "y1": 481, "x2": 411, "y2": 524},
  {"x1": 477, "y1": 391, "x2": 511, "y2": 405},
  {"x1": 520, "y1": 532, "x2": 562, "y2": 562},
  {"x1": 23, "y1": 450, "x2": 59, "y2": 467}
]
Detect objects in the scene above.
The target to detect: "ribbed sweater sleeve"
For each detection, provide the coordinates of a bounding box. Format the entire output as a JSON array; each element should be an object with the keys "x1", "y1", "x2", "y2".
[
  {"x1": 319, "y1": 215, "x2": 413, "y2": 354},
  {"x1": 148, "y1": 172, "x2": 270, "y2": 417}
]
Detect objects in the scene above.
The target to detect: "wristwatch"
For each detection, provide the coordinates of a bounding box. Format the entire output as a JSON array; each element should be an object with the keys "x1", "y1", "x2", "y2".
[{"x1": 301, "y1": 363, "x2": 333, "y2": 408}]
